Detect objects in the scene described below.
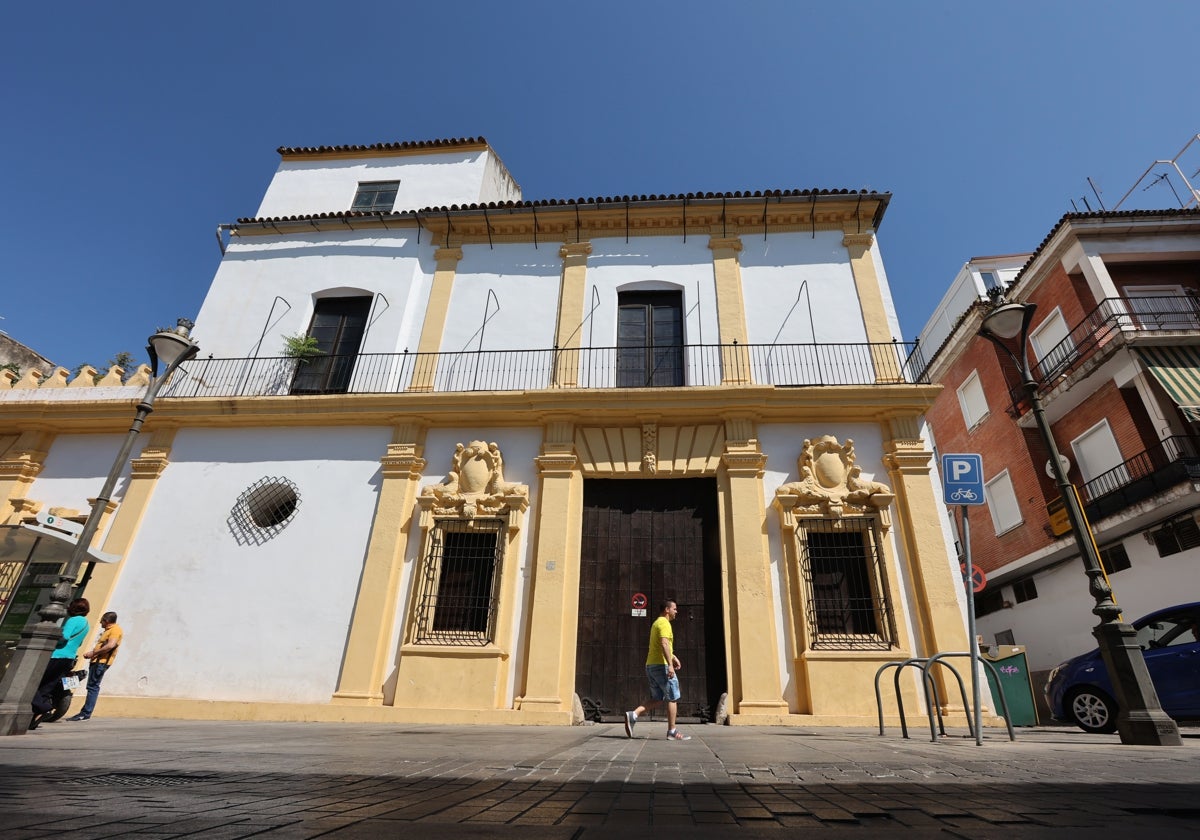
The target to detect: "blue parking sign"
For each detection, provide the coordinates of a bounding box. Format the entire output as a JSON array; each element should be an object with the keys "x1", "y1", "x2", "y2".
[{"x1": 941, "y1": 453, "x2": 985, "y2": 506}]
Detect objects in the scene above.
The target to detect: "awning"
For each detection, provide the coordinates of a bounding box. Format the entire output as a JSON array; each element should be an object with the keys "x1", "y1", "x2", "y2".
[
  {"x1": 1137, "y1": 346, "x2": 1200, "y2": 422},
  {"x1": 0, "y1": 523, "x2": 119, "y2": 567}
]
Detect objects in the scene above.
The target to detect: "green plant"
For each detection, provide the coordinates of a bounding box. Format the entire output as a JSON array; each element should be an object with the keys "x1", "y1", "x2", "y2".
[{"x1": 282, "y1": 333, "x2": 323, "y2": 362}]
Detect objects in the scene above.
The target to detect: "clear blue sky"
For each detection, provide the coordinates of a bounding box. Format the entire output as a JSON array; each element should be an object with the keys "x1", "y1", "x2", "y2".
[{"x1": 3, "y1": 1, "x2": 1198, "y2": 369}]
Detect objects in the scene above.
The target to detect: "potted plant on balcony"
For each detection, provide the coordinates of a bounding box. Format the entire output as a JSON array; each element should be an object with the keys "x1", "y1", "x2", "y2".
[
  {"x1": 274, "y1": 333, "x2": 323, "y2": 395},
  {"x1": 282, "y1": 333, "x2": 322, "y2": 362}
]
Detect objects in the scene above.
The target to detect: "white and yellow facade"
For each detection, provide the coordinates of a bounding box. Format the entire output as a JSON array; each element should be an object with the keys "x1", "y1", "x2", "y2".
[{"x1": 0, "y1": 138, "x2": 970, "y2": 726}]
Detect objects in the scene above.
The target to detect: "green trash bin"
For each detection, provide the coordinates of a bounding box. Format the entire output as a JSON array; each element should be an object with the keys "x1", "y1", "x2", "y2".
[{"x1": 983, "y1": 645, "x2": 1039, "y2": 726}]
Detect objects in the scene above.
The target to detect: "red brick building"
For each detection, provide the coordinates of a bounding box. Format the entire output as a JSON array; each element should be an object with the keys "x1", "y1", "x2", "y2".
[{"x1": 921, "y1": 209, "x2": 1200, "y2": 687}]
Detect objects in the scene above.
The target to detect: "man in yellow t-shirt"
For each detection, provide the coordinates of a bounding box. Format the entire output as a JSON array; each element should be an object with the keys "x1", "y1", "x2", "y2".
[
  {"x1": 624, "y1": 599, "x2": 690, "y2": 741},
  {"x1": 68, "y1": 611, "x2": 123, "y2": 722}
]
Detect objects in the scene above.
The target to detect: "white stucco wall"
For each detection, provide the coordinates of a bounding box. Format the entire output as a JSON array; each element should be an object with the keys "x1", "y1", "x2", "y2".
[
  {"x1": 255, "y1": 150, "x2": 508, "y2": 218},
  {"x1": 741, "y1": 232, "x2": 866, "y2": 346},
  {"x1": 193, "y1": 230, "x2": 428, "y2": 360},
  {"x1": 978, "y1": 536, "x2": 1200, "y2": 671},
  {"x1": 27, "y1": 433, "x2": 147, "y2": 518},
  {"x1": 103, "y1": 426, "x2": 391, "y2": 704}
]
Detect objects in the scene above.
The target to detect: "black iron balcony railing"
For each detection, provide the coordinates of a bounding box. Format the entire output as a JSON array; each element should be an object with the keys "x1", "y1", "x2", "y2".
[
  {"x1": 1001, "y1": 295, "x2": 1200, "y2": 416},
  {"x1": 161, "y1": 341, "x2": 928, "y2": 399},
  {"x1": 1034, "y1": 295, "x2": 1200, "y2": 384},
  {"x1": 1080, "y1": 435, "x2": 1200, "y2": 521}
]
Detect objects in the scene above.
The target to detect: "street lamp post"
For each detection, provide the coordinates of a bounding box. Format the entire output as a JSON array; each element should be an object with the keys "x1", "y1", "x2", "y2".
[
  {"x1": 978, "y1": 301, "x2": 1180, "y2": 746},
  {"x1": 0, "y1": 319, "x2": 199, "y2": 736}
]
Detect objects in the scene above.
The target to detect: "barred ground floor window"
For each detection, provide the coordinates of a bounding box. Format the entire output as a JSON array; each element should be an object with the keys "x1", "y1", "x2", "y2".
[
  {"x1": 798, "y1": 517, "x2": 896, "y2": 650},
  {"x1": 412, "y1": 518, "x2": 505, "y2": 646}
]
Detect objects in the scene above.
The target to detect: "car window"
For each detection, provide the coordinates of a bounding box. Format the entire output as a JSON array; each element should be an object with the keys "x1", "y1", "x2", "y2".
[{"x1": 1138, "y1": 613, "x2": 1200, "y2": 649}]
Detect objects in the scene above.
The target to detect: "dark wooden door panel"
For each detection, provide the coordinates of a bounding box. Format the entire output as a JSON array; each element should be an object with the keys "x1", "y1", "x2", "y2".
[{"x1": 576, "y1": 478, "x2": 724, "y2": 723}]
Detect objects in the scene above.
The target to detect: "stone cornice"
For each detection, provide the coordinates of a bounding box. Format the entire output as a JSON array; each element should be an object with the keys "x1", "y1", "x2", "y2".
[
  {"x1": 0, "y1": 384, "x2": 943, "y2": 433},
  {"x1": 232, "y1": 193, "x2": 888, "y2": 245}
]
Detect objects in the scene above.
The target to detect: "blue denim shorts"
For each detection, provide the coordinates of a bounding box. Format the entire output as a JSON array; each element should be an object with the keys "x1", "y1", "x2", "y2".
[{"x1": 645, "y1": 664, "x2": 680, "y2": 702}]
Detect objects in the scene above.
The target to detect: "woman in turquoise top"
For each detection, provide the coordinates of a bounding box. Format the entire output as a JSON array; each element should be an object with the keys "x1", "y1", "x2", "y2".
[{"x1": 29, "y1": 597, "x2": 90, "y2": 729}]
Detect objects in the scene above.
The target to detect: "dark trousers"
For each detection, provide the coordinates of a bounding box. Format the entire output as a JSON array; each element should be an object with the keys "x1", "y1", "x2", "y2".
[{"x1": 32, "y1": 658, "x2": 75, "y2": 715}]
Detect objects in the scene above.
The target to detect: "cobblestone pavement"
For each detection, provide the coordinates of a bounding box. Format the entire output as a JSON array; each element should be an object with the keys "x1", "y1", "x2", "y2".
[{"x1": 2, "y1": 719, "x2": 1200, "y2": 837}]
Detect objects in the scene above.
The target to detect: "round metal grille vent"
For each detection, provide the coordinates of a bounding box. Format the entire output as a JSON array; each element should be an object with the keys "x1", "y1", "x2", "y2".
[{"x1": 228, "y1": 476, "x2": 301, "y2": 544}]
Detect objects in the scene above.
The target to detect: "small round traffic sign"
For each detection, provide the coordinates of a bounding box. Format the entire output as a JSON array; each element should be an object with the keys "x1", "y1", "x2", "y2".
[
  {"x1": 960, "y1": 563, "x2": 987, "y2": 593},
  {"x1": 632, "y1": 592, "x2": 647, "y2": 609}
]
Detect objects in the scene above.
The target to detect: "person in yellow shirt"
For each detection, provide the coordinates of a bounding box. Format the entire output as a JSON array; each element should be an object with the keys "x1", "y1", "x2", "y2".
[
  {"x1": 624, "y1": 599, "x2": 690, "y2": 740},
  {"x1": 68, "y1": 611, "x2": 122, "y2": 722}
]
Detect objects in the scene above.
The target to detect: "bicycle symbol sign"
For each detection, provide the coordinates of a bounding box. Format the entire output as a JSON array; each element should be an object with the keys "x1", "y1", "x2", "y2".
[{"x1": 941, "y1": 454, "x2": 985, "y2": 507}]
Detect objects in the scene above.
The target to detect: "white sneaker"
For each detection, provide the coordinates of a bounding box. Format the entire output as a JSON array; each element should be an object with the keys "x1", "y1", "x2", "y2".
[{"x1": 624, "y1": 711, "x2": 636, "y2": 738}]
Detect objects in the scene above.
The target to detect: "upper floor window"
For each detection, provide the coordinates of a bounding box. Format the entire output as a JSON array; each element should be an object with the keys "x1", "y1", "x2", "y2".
[
  {"x1": 1030, "y1": 308, "x2": 1075, "y2": 380},
  {"x1": 984, "y1": 470, "x2": 1022, "y2": 535},
  {"x1": 290, "y1": 296, "x2": 372, "y2": 395},
  {"x1": 956, "y1": 370, "x2": 988, "y2": 429},
  {"x1": 616, "y1": 291, "x2": 683, "y2": 387},
  {"x1": 351, "y1": 181, "x2": 399, "y2": 213},
  {"x1": 980, "y1": 271, "x2": 1001, "y2": 292}
]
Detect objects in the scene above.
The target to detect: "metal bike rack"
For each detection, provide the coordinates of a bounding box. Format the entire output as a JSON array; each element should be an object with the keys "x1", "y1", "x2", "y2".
[{"x1": 874, "y1": 652, "x2": 1015, "y2": 742}]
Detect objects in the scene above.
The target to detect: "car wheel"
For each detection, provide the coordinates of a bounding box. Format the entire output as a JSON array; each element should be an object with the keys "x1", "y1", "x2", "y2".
[{"x1": 1066, "y1": 687, "x2": 1118, "y2": 734}]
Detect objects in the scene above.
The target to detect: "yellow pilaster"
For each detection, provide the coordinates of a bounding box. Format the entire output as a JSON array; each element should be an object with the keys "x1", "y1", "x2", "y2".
[
  {"x1": 517, "y1": 419, "x2": 582, "y2": 719},
  {"x1": 882, "y1": 417, "x2": 969, "y2": 662},
  {"x1": 709, "y1": 236, "x2": 752, "y2": 384},
  {"x1": 332, "y1": 424, "x2": 426, "y2": 706},
  {"x1": 552, "y1": 243, "x2": 591, "y2": 388},
  {"x1": 0, "y1": 431, "x2": 53, "y2": 519},
  {"x1": 719, "y1": 416, "x2": 788, "y2": 717},
  {"x1": 78, "y1": 429, "x2": 177, "y2": 616},
  {"x1": 843, "y1": 231, "x2": 903, "y2": 382},
  {"x1": 409, "y1": 247, "x2": 463, "y2": 392}
]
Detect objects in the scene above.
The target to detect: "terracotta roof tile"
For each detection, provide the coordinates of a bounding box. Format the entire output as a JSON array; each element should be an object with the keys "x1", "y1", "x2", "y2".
[
  {"x1": 236, "y1": 188, "x2": 888, "y2": 225},
  {"x1": 277, "y1": 137, "x2": 489, "y2": 156}
]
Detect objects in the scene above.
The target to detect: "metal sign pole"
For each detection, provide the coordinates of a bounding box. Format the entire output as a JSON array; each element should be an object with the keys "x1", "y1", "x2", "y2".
[{"x1": 961, "y1": 504, "x2": 982, "y2": 746}]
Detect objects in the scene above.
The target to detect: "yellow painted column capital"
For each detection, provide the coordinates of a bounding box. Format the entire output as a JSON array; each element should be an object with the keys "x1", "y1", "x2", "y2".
[
  {"x1": 842, "y1": 231, "x2": 876, "y2": 252},
  {"x1": 559, "y1": 242, "x2": 592, "y2": 262},
  {"x1": 434, "y1": 246, "x2": 464, "y2": 268},
  {"x1": 708, "y1": 236, "x2": 744, "y2": 254}
]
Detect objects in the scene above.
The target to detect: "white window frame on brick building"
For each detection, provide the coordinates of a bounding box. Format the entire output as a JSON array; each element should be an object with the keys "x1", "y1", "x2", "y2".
[
  {"x1": 984, "y1": 470, "x2": 1022, "y2": 535},
  {"x1": 956, "y1": 370, "x2": 989, "y2": 430},
  {"x1": 1030, "y1": 307, "x2": 1075, "y2": 380}
]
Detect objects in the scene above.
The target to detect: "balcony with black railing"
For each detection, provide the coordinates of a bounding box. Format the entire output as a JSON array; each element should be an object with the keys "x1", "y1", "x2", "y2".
[
  {"x1": 160, "y1": 340, "x2": 929, "y2": 399},
  {"x1": 1001, "y1": 295, "x2": 1200, "y2": 417},
  {"x1": 1081, "y1": 436, "x2": 1200, "y2": 521}
]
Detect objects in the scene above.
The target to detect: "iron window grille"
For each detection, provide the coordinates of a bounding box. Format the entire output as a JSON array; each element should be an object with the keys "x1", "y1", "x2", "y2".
[
  {"x1": 798, "y1": 517, "x2": 895, "y2": 650},
  {"x1": 350, "y1": 181, "x2": 399, "y2": 212},
  {"x1": 227, "y1": 476, "x2": 301, "y2": 545},
  {"x1": 413, "y1": 518, "x2": 504, "y2": 646}
]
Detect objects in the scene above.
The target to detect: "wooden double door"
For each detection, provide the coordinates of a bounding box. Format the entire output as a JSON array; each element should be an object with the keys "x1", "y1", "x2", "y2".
[{"x1": 575, "y1": 478, "x2": 725, "y2": 722}]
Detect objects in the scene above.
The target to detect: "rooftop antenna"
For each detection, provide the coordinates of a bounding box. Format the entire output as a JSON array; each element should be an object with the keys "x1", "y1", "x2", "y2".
[
  {"x1": 1087, "y1": 177, "x2": 1107, "y2": 211},
  {"x1": 1114, "y1": 133, "x2": 1200, "y2": 210}
]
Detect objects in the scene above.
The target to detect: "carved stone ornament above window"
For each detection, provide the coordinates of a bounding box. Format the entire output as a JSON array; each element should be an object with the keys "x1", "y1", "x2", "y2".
[
  {"x1": 418, "y1": 440, "x2": 529, "y2": 525},
  {"x1": 774, "y1": 435, "x2": 895, "y2": 519}
]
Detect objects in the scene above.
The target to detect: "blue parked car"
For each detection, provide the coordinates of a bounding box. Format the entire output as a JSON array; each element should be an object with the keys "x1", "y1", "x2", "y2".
[{"x1": 1044, "y1": 602, "x2": 1200, "y2": 733}]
